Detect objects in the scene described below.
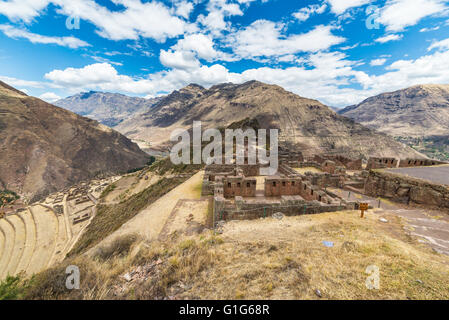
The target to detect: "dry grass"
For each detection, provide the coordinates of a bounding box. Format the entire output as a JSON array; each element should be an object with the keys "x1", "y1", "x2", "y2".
[
  {"x1": 68, "y1": 177, "x2": 190, "y2": 257},
  {"x1": 16, "y1": 210, "x2": 449, "y2": 300}
]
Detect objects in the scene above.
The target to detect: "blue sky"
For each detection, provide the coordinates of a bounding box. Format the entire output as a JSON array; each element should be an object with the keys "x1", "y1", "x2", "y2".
[{"x1": 1, "y1": 0, "x2": 449, "y2": 107}]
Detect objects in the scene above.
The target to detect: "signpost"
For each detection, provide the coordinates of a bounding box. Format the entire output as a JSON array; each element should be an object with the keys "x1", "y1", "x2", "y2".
[{"x1": 359, "y1": 203, "x2": 369, "y2": 218}]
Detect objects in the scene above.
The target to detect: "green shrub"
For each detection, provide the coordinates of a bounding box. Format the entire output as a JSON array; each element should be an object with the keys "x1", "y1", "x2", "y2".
[{"x1": 0, "y1": 275, "x2": 26, "y2": 300}]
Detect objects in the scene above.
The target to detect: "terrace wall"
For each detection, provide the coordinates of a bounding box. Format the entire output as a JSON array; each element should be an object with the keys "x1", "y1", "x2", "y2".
[
  {"x1": 399, "y1": 159, "x2": 447, "y2": 168},
  {"x1": 364, "y1": 170, "x2": 449, "y2": 211},
  {"x1": 366, "y1": 157, "x2": 398, "y2": 170}
]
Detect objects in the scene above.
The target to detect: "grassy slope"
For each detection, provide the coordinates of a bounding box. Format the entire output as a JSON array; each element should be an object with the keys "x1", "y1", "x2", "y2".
[
  {"x1": 11, "y1": 210, "x2": 449, "y2": 300},
  {"x1": 68, "y1": 176, "x2": 190, "y2": 257}
]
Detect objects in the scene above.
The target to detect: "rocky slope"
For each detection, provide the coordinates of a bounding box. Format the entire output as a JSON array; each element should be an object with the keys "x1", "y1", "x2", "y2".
[
  {"x1": 0, "y1": 81, "x2": 150, "y2": 202},
  {"x1": 338, "y1": 84, "x2": 449, "y2": 137},
  {"x1": 115, "y1": 81, "x2": 422, "y2": 159},
  {"x1": 55, "y1": 91, "x2": 160, "y2": 127}
]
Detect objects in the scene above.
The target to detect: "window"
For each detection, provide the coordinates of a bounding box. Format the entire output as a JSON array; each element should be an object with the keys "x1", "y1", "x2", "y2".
[
  {"x1": 247, "y1": 183, "x2": 250, "y2": 188},
  {"x1": 292, "y1": 181, "x2": 295, "y2": 186},
  {"x1": 282, "y1": 181, "x2": 286, "y2": 187},
  {"x1": 228, "y1": 183, "x2": 231, "y2": 188},
  {"x1": 273, "y1": 182, "x2": 276, "y2": 187},
  {"x1": 237, "y1": 183, "x2": 241, "y2": 188}
]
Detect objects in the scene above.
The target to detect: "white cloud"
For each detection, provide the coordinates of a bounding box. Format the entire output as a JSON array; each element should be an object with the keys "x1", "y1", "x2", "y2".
[
  {"x1": 39, "y1": 92, "x2": 61, "y2": 102},
  {"x1": 428, "y1": 37, "x2": 449, "y2": 51},
  {"x1": 0, "y1": 75, "x2": 43, "y2": 88},
  {"x1": 229, "y1": 21, "x2": 345, "y2": 59},
  {"x1": 197, "y1": 0, "x2": 243, "y2": 34},
  {"x1": 41, "y1": 52, "x2": 367, "y2": 107},
  {"x1": 43, "y1": 62, "x2": 235, "y2": 95},
  {"x1": 0, "y1": 0, "x2": 50, "y2": 23},
  {"x1": 370, "y1": 58, "x2": 387, "y2": 66},
  {"x1": 293, "y1": 4, "x2": 327, "y2": 22},
  {"x1": 159, "y1": 49, "x2": 200, "y2": 70},
  {"x1": 420, "y1": 26, "x2": 440, "y2": 32},
  {"x1": 326, "y1": 0, "x2": 372, "y2": 15},
  {"x1": 375, "y1": 34, "x2": 403, "y2": 43},
  {"x1": 0, "y1": 0, "x2": 194, "y2": 42},
  {"x1": 174, "y1": 0, "x2": 194, "y2": 19},
  {"x1": 40, "y1": 45, "x2": 449, "y2": 108},
  {"x1": 378, "y1": 0, "x2": 448, "y2": 32},
  {"x1": 0, "y1": 24, "x2": 90, "y2": 48},
  {"x1": 56, "y1": 0, "x2": 194, "y2": 42},
  {"x1": 172, "y1": 34, "x2": 234, "y2": 62}
]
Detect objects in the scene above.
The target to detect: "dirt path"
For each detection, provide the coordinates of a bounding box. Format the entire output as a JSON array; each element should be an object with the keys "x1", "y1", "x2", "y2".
[
  {"x1": 90, "y1": 171, "x2": 204, "y2": 253},
  {"x1": 330, "y1": 188, "x2": 449, "y2": 256}
]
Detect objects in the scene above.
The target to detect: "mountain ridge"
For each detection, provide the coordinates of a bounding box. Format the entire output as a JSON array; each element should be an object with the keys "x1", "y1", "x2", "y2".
[
  {"x1": 0, "y1": 81, "x2": 150, "y2": 202},
  {"x1": 55, "y1": 91, "x2": 161, "y2": 128},
  {"x1": 338, "y1": 84, "x2": 449, "y2": 137},
  {"x1": 115, "y1": 80, "x2": 423, "y2": 159}
]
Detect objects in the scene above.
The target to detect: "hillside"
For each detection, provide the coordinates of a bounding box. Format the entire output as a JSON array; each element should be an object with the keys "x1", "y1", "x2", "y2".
[
  {"x1": 115, "y1": 81, "x2": 422, "y2": 159},
  {"x1": 8, "y1": 209, "x2": 449, "y2": 300},
  {"x1": 339, "y1": 84, "x2": 449, "y2": 137},
  {"x1": 55, "y1": 91, "x2": 161, "y2": 127},
  {"x1": 0, "y1": 81, "x2": 150, "y2": 203},
  {"x1": 338, "y1": 84, "x2": 449, "y2": 160}
]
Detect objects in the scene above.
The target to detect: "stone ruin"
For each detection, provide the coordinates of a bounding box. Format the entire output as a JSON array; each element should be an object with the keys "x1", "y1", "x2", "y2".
[
  {"x1": 201, "y1": 149, "x2": 449, "y2": 224},
  {"x1": 366, "y1": 157, "x2": 447, "y2": 170},
  {"x1": 202, "y1": 159, "x2": 360, "y2": 225},
  {"x1": 366, "y1": 157, "x2": 399, "y2": 170}
]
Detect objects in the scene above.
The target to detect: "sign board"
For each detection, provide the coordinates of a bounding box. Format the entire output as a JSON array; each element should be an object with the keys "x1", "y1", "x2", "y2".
[{"x1": 359, "y1": 203, "x2": 369, "y2": 211}]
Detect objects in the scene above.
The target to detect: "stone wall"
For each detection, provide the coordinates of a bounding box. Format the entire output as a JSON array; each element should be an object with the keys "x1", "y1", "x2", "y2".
[
  {"x1": 223, "y1": 176, "x2": 257, "y2": 198},
  {"x1": 238, "y1": 164, "x2": 261, "y2": 177},
  {"x1": 214, "y1": 195, "x2": 354, "y2": 223},
  {"x1": 365, "y1": 170, "x2": 449, "y2": 211},
  {"x1": 313, "y1": 155, "x2": 362, "y2": 170},
  {"x1": 398, "y1": 159, "x2": 447, "y2": 168},
  {"x1": 322, "y1": 160, "x2": 336, "y2": 174},
  {"x1": 366, "y1": 157, "x2": 398, "y2": 170},
  {"x1": 264, "y1": 177, "x2": 302, "y2": 197},
  {"x1": 279, "y1": 151, "x2": 304, "y2": 163}
]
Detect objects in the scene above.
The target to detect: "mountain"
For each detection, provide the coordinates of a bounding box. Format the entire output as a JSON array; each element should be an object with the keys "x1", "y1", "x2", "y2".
[
  {"x1": 0, "y1": 81, "x2": 150, "y2": 203},
  {"x1": 338, "y1": 84, "x2": 449, "y2": 137},
  {"x1": 55, "y1": 91, "x2": 161, "y2": 127},
  {"x1": 115, "y1": 81, "x2": 423, "y2": 159},
  {"x1": 338, "y1": 84, "x2": 449, "y2": 161}
]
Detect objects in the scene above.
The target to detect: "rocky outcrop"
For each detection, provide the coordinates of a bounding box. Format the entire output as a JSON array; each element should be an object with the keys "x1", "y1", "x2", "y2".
[{"x1": 364, "y1": 170, "x2": 449, "y2": 211}]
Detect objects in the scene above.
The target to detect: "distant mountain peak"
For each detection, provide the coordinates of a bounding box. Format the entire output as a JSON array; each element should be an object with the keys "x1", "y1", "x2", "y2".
[
  {"x1": 55, "y1": 90, "x2": 161, "y2": 128},
  {"x1": 80, "y1": 90, "x2": 100, "y2": 99}
]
